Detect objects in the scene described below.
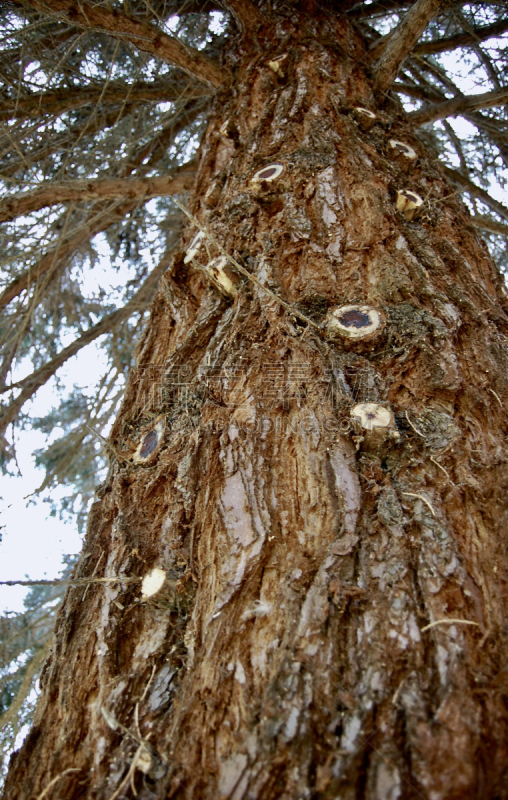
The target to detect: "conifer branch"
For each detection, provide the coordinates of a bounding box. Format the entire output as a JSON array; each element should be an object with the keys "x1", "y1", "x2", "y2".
[
  {"x1": 442, "y1": 166, "x2": 508, "y2": 224},
  {"x1": 0, "y1": 201, "x2": 133, "y2": 311},
  {"x1": 413, "y1": 17, "x2": 508, "y2": 56},
  {"x1": 15, "y1": 0, "x2": 228, "y2": 88},
  {"x1": 372, "y1": 0, "x2": 445, "y2": 94},
  {"x1": 0, "y1": 81, "x2": 210, "y2": 122},
  {"x1": 408, "y1": 86, "x2": 508, "y2": 125},
  {"x1": 0, "y1": 252, "x2": 172, "y2": 435},
  {"x1": 0, "y1": 103, "x2": 203, "y2": 312},
  {"x1": 0, "y1": 164, "x2": 196, "y2": 225},
  {"x1": 0, "y1": 638, "x2": 52, "y2": 732},
  {"x1": 469, "y1": 214, "x2": 508, "y2": 237}
]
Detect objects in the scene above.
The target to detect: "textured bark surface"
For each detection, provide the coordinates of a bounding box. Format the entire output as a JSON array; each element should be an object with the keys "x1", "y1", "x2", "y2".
[{"x1": 5, "y1": 9, "x2": 508, "y2": 800}]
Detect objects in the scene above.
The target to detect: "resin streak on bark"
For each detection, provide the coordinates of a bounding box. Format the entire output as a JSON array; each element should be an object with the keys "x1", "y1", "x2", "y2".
[{"x1": 4, "y1": 11, "x2": 508, "y2": 800}]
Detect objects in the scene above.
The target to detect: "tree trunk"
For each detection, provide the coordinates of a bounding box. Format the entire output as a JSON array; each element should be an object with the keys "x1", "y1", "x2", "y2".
[{"x1": 5, "y1": 10, "x2": 508, "y2": 800}]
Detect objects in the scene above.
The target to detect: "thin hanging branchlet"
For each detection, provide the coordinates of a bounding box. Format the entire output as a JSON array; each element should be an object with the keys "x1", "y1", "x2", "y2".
[{"x1": 0, "y1": 577, "x2": 141, "y2": 587}]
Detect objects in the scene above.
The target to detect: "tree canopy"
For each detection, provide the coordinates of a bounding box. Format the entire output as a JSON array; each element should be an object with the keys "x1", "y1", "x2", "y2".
[{"x1": 0, "y1": 0, "x2": 507, "y2": 781}]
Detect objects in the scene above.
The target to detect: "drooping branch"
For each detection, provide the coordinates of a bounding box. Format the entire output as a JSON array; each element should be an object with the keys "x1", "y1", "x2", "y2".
[
  {"x1": 372, "y1": 0, "x2": 445, "y2": 94},
  {"x1": 443, "y1": 166, "x2": 508, "y2": 224},
  {"x1": 0, "y1": 81, "x2": 210, "y2": 123},
  {"x1": 408, "y1": 86, "x2": 508, "y2": 125},
  {"x1": 0, "y1": 101, "x2": 204, "y2": 313},
  {"x1": 469, "y1": 214, "x2": 508, "y2": 236},
  {"x1": 393, "y1": 81, "x2": 508, "y2": 166},
  {"x1": 0, "y1": 162, "x2": 196, "y2": 225},
  {"x1": 14, "y1": 0, "x2": 228, "y2": 88},
  {"x1": 0, "y1": 252, "x2": 172, "y2": 437},
  {"x1": 0, "y1": 639, "x2": 52, "y2": 733},
  {"x1": 413, "y1": 17, "x2": 508, "y2": 55}
]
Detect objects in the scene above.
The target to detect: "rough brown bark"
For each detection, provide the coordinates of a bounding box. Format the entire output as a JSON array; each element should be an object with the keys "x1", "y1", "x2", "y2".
[{"x1": 4, "y1": 9, "x2": 508, "y2": 800}]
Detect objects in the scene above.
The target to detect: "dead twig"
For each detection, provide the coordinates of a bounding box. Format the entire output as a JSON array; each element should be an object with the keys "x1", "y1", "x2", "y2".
[
  {"x1": 421, "y1": 618, "x2": 479, "y2": 633},
  {"x1": 35, "y1": 768, "x2": 82, "y2": 800},
  {"x1": 401, "y1": 491, "x2": 436, "y2": 517}
]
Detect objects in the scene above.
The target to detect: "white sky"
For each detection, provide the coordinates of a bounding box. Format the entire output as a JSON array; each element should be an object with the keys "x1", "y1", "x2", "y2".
[{"x1": 0, "y1": 340, "x2": 107, "y2": 613}]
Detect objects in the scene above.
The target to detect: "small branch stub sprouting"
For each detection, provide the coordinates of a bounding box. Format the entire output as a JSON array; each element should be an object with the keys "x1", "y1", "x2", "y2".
[
  {"x1": 351, "y1": 403, "x2": 398, "y2": 452},
  {"x1": 396, "y1": 189, "x2": 423, "y2": 220},
  {"x1": 133, "y1": 420, "x2": 164, "y2": 464},
  {"x1": 250, "y1": 162, "x2": 285, "y2": 190},
  {"x1": 140, "y1": 567, "x2": 184, "y2": 611},
  {"x1": 351, "y1": 107, "x2": 377, "y2": 130},
  {"x1": 351, "y1": 403, "x2": 394, "y2": 431},
  {"x1": 325, "y1": 304, "x2": 384, "y2": 342},
  {"x1": 267, "y1": 53, "x2": 288, "y2": 78},
  {"x1": 204, "y1": 255, "x2": 238, "y2": 298},
  {"x1": 184, "y1": 230, "x2": 204, "y2": 264},
  {"x1": 141, "y1": 567, "x2": 167, "y2": 599},
  {"x1": 204, "y1": 181, "x2": 223, "y2": 208},
  {"x1": 389, "y1": 140, "x2": 417, "y2": 171},
  {"x1": 219, "y1": 118, "x2": 238, "y2": 140}
]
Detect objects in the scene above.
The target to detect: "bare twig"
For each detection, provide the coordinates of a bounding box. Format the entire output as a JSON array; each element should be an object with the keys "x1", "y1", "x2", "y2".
[
  {"x1": 430, "y1": 456, "x2": 453, "y2": 484},
  {"x1": 489, "y1": 388, "x2": 503, "y2": 408},
  {"x1": 35, "y1": 768, "x2": 82, "y2": 800},
  {"x1": 405, "y1": 410, "x2": 426, "y2": 438},
  {"x1": 401, "y1": 491, "x2": 436, "y2": 517},
  {"x1": 421, "y1": 618, "x2": 479, "y2": 632},
  {"x1": 81, "y1": 548, "x2": 104, "y2": 602}
]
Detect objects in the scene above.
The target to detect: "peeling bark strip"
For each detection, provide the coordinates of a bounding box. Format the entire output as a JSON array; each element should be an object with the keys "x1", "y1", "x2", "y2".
[
  {"x1": 4, "y1": 8, "x2": 508, "y2": 800},
  {"x1": 15, "y1": 0, "x2": 227, "y2": 88}
]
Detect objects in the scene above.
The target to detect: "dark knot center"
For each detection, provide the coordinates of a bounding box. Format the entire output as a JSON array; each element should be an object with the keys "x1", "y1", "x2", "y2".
[{"x1": 339, "y1": 309, "x2": 371, "y2": 329}]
